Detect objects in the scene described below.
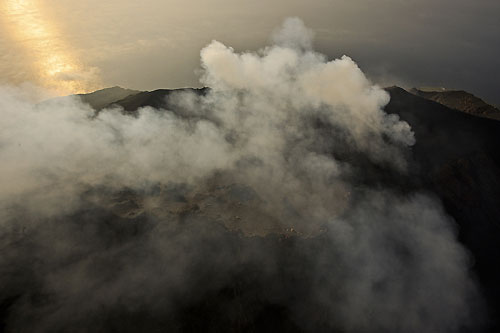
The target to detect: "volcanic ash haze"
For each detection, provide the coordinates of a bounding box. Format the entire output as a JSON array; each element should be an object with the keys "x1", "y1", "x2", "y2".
[{"x1": 0, "y1": 18, "x2": 481, "y2": 332}]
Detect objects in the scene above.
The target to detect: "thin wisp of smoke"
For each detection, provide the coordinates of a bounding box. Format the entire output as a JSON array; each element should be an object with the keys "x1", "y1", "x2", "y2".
[{"x1": 0, "y1": 18, "x2": 480, "y2": 332}]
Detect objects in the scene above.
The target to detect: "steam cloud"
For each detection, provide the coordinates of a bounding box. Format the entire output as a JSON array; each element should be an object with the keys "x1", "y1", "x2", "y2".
[{"x1": 0, "y1": 18, "x2": 480, "y2": 332}]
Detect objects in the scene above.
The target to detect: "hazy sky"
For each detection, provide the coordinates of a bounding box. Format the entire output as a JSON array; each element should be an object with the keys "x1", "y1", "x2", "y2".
[{"x1": 1, "y1": 0, "x2": 499, "y2": 103}]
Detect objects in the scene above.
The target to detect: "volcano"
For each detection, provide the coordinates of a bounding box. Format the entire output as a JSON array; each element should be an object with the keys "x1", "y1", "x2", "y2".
[
  {"x1": 1, "y1": 84, "x2": 499, "y2": 333},
  {"x1": 65, "y1": 85, "x2": 500, "y2": 331}
]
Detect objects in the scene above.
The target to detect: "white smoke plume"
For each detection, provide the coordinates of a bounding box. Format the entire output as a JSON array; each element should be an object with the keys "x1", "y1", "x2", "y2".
[{"x1": 0, "y1": 18, "x2": 480, "y2": 332}]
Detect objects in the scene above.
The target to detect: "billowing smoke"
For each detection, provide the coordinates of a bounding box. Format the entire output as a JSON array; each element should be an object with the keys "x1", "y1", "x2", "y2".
[{"x1": 0, "y1": 18, "x2": 480, "y2": 332}]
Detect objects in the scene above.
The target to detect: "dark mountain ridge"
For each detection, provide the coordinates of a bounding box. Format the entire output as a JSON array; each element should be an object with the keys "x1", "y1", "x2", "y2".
[
  {"x1": 410, "y1": 88, "x2": 500, "y2": 121},
  {"x1": 77, "y1": 86, "x2": 140, "y2": 110},
  {"x1": 108, "y1": 87, "x2": 208, "y2": 112}
]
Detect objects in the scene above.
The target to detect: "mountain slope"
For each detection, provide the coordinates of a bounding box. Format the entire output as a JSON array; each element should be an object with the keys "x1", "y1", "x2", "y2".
[
  {"x1": 411, "y1": 88, "x2": 500, "y2": 121},
  {"x1": 106, "y1": 87, "x2": 208, "y2": 112},
  {"x1": 77, "y1": 86, "x2": 141, "y2": 110},
  {"x1": 385, "y1": 87, "x2": 500, "y2": 330}
]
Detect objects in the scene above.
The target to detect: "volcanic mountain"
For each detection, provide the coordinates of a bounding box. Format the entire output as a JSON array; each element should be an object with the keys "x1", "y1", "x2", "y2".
[
  {"x1": 76, "y1": 85, "x2": 500, "y2": 331},
  {"x1": 84, "y1": 86, "x2": 500, "y2": 254},
  {"x1": 3, "y1": 85, "x2": 499, "y2": 333}
]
